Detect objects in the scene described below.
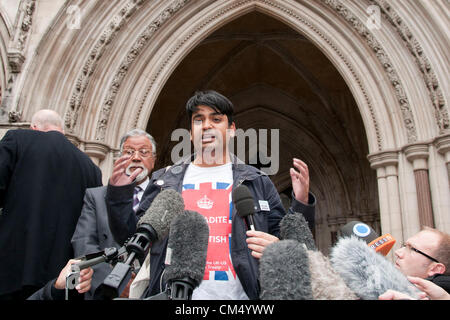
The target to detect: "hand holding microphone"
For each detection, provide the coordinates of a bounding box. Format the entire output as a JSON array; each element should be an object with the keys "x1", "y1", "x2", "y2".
[
  {"x1": 232, "y1": 184, "x2": 279, "y2": 259},
  {"x1": 246, "y1": 230, "x2": 279, "y2": 259},
  {"x1": 59, "y1": 259, "x2": 93, "y2": 294}
]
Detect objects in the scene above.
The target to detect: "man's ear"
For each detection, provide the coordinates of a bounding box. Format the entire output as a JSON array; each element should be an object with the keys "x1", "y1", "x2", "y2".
[
  {"x1": 428, "y1": 263, "x2": 446, "y2": 277},
  {"x1": 228, "y1": 122, "x2": 236, "y2": 137}
]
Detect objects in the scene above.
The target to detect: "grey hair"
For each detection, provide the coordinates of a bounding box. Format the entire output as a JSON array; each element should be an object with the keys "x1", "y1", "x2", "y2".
[{"x1": 119, "y1": 129, "x2": 157, "y2": 156}]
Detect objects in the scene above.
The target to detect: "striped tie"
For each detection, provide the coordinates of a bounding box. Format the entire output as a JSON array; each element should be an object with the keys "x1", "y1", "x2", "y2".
[{"x1": 133, "y1": 186, "x2": 141, "y2": 213}]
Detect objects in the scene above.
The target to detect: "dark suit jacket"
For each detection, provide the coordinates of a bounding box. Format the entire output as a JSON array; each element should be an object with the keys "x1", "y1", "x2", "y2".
[
  {"x1": 71, "y1": 186, "x2": 121, "y2": 299},
  {"x1": 0, "y1": 129, "x2": 102, "y2": 295}
]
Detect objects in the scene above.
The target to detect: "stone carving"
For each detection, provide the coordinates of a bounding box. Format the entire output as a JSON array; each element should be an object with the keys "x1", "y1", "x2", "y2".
[
  {"x1": 95, "y1": 0, "x2": 190, "y2": 141},
  {"x1": 93, "y1": 0, "x2": 405, "y2": 149},
  {"x1": 1, "y1": 0, "x2": 36, "y2": 123},
  {"x1": 323, "y1": 0, "x2": 418, "y2": 143},
  {"x1": 65, "y1": 0, "x2": 147, "y2": 134},
  {"x1": 370, "y1": 0, "x2": 448, "y2": 133},
  {"x1": 11, "y1": 0, "x2": 36, "y2": 53},
  {"x1": 133, "y1": 0, "x2": 383, "y2": 149},
  {"x1": 8, "y1": 110, "x2": 22, "y2": 123}
]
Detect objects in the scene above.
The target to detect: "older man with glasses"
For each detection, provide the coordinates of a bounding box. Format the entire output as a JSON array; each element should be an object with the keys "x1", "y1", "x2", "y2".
[
  {"x1": 71, "y1": 129, "x2": 157, "y2": 299},
  {"x1": 394, "y1": 227, "x2": 450, "y2": 294}
]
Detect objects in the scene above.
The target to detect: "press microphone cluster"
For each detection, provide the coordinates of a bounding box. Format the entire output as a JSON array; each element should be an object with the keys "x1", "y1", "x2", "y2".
[
  {"x1": 276, "y1": 212, "x2": 356, "y2": 300},
  {"x1": 259, "y1": 209, "x2": 424, "y2": 300},
  {"x1": 330, "y1": 236, "x2": 422, "y2": 300},
  {"x1": 101, "y1": 188, "x2": 185, "y2": 299},
  {"x1": 144, "y1": 210, "x2": 209, "y2": 300}
]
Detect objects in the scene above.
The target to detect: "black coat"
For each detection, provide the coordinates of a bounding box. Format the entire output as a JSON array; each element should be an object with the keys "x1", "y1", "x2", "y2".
[{"x1": 0, "y1": 129, "x2": 102, "y2": 294}]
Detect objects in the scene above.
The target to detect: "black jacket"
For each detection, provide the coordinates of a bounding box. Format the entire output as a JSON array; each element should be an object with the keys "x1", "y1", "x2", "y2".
[
  {"x1": 427, "y1": 274, "x2": 450, "y2": 294},
  {"x1": 0, "y1": 129, "x2": 102, "y2": 295},
  {"x1": 105, "y1": 154, "x2": 315, "y2": 300}
]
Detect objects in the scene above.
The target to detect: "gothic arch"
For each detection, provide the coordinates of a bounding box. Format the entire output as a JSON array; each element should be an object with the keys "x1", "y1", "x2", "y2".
[
  {"x1": 0, "y1": 4, "x2": 12, "y2": 107},
  {"x1": 17, "y1": 0, "x2": 440, "y2": 153},
  {"x1": 9, "y1": 0, "x2": 449, "y2": 241}
]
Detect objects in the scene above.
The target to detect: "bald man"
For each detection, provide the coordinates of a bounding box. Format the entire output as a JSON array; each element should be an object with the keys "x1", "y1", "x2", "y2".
[
  {"x1": 30, "y1": 109, "x2": 65, "y2": 133},
  {"x1": 0, "y1": 109, "x2": 102, "y2": 299}
]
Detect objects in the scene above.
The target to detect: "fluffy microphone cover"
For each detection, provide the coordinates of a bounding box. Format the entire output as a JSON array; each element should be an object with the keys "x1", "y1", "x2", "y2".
[
  {"x1": 260, "y1": 240, "x2": 313, "y2": 300},
  {"x1": 280, "y1": 213, "x2": 316, "y2": 251},
  {"x1": 163, "y1": 210, "x2": 209, "y2": 285},
  {"x1": 307, "y1": 250, "x2": 357, "y2": 300},
  {"x1": 330, "y1": 236, "x2": 421, "y2": 300},
  {"x1": 137, "y1": 188, "x2": 185, "y2": 239}
]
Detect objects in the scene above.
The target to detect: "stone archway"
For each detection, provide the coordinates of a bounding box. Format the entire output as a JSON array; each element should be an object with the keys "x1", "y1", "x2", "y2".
[
  {"x1": 8, "y1": 0, "x2": 449, "y2": 253},
  {"x1": 148, "y1": 9, "x2": 379, "y2": 252}
]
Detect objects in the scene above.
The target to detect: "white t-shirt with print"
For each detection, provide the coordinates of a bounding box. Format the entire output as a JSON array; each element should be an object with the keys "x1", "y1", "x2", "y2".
[{"x1": 182, "y1": 162, "x2": 249, "y2": 300}]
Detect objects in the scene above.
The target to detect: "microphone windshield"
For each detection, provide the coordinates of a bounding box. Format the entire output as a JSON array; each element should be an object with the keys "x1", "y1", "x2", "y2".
[
  {"x1": 330, "y1": 236, "x2": 421, "y2": 300},
  {"x1": 163, "y1": 210, "x2": 209, "y2": 286},
  {"x1": 307, "y1": 250, "x2": 357, "y2": 300},
  {"x1": 260, "y1": 240, "x2": 313, "y2": 300},
  {"x1": 137, "y1": 188, "x2": 185, "y2": 240},
  {"x1": 280, "y1": 213, "x2": 316, "y2": 251},
  {"x1": 232, "y1": 185, "x2": 255, "y2": 218}
]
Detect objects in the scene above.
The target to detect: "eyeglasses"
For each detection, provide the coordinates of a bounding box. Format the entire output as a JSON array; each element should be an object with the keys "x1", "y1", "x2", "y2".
[
  {"x1": 401, "y1": 242, "x2": 439, "y2": 263},
  {"x1": 122, "y1": 148, "x2": 153, "y2": 158}
]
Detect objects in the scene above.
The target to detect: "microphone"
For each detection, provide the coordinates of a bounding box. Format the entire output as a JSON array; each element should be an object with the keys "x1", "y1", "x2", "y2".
[
  {"x1": 329, "y1": 236, "x2": 422, "y2": 300},
  {"x1": 259, "y1": 240, "x2": 313, "y2": 300},
  {"x1": 306, "y1": 250, "x2": 357, "y2": 300},
  {"x1": 340, "y1": 221, "x2": 396, "y2": 256},
  {"x1": 75, "y1": 247, "x2": 124, "y2": 270},
  {"x1": 280, "y1": 212, "x2": 316, "y2": 251},
  {"x1": 101, "y1": 189, "x2": 185, "y2": 299},
  {"x1": 279, "y1": 214, "x2": 356, "y2": 299},
  {"x1": 232, "y1": 185, "x2": 256, "y2": 231},
  {"x1": 161, "y1": 210, "x2": 209, "y2": 300}
]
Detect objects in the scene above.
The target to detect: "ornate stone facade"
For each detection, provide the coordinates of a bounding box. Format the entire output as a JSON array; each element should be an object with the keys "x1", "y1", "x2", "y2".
[{"x1": 0, "y1": 0, "x2": 448, "y2": 254}]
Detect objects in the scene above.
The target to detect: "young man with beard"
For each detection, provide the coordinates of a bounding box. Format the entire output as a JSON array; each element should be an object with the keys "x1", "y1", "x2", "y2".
[
  {"x1": 106, "y1": 90, "x2": 316, "y2": 300},
  {"x1": 71, "y1": 129, "x2": 156, "y2": 299}
]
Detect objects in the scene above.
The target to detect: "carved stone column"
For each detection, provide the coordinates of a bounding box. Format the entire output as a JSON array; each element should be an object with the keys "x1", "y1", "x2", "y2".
[
  {"x1": 84, "y1": 141, "x2": 110, "y2": 166},
  {"x1": 403, "y1": 143, "x2": 434, "y2": 228},
  {"x1": 435, "y1": 133, "x2": 450, "y2": 185},
  {"x1": 367, "y1": 151, "x2": 404, "y2": 247}
]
